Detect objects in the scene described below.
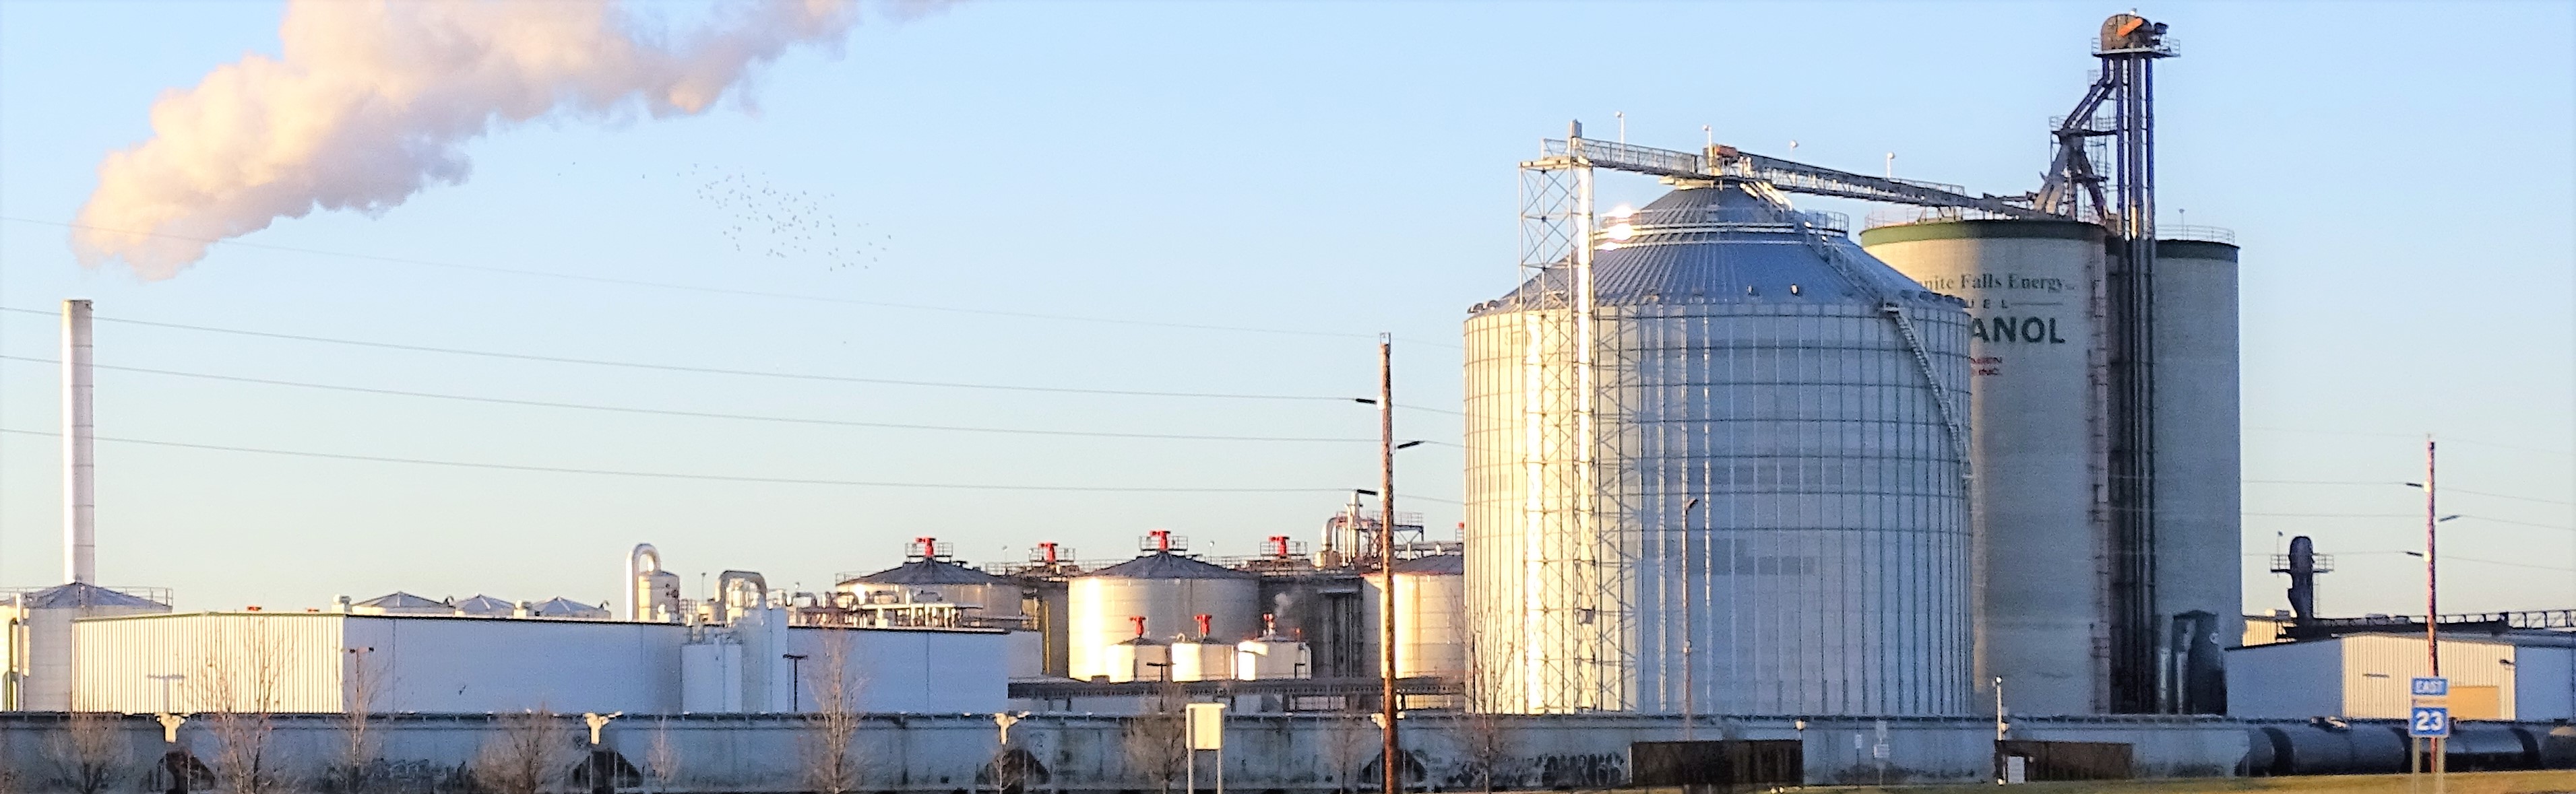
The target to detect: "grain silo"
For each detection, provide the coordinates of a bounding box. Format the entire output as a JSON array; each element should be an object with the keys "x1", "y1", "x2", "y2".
[
  {"x1": 2149, "y1": 235, "x2": 2242, "y2": 713},
  {"x1": 1858, "y1": 218, "x2": 2112, "y2": 717},
  {"x1": 1861, "y1": 222, "x2": 2243, "y2": 716},
  {"x1": 1464, "y1": 181, "x2": 1974, "y2": 716},
  {"x1": 1066, "y1": 533, "x2": 1258, "y2": 682}
]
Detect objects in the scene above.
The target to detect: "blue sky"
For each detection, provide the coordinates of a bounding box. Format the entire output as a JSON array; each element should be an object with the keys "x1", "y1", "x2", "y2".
[{"x1": 1, "y1": 1, "x2": 2569, "y2": 618}]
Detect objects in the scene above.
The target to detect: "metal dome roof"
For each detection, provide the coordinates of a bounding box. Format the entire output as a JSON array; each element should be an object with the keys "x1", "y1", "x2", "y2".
[
  {"x1": 1393, "y1": 554, "x2": 1464, "y2": 575},
  {"x1": 847, "y1": 558, "x2": 1005, "y2": 586},
  {"x1": 18, "y1": 582, "x2": 164, "y2": 609},
  {"x1": 453, "y1": 595, "x2": 513, "y2": 616},
  {"x1": 1083, "y1": 551, "x2": 1253, "y2": 580},
  {"x1": 1472, "y1": 183, "x2": 1958, "y2": 315}
]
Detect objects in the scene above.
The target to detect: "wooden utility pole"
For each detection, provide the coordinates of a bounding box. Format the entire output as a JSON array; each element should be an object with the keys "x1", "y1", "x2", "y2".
[{"x1": 1379, "y1": 335, "x2": 1401, "y2": 794}]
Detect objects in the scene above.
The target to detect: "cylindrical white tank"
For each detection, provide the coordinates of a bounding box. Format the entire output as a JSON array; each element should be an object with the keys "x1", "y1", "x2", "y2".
[
  {"x1": 1099, "y1": 636, "x2": 1170, "y2": 684},
  {"x1": 1169, "y1": 640, "x2": 1234, "y2": 682},
  {"x1": 1066, "y1": 552, "x2": 1258, "y2": 682},
  {"x1": 1466, "y1": 183, "x2": 1975, "y2": 716},
  {"x1": 6, "y1": 584, "x2": 168, "y2": 710},
  {"x1": 1860, "y1": 218, "x2": 2112, "y2": 717},
  {"x1": 1360, "y1": 554, "x2": 1465, "y2": 680},
  {"x1": 2150, "y1": 237, "x2": 2242, "y2": 713},
  {"x1": 1234, "y1": 636, "x2": 1311, "y2": 680},
  {"x1": 840, "y1": 559, "x2": 1024, "y2": 622}
]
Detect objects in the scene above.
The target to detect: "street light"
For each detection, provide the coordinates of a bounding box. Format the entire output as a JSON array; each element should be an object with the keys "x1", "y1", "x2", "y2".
[
  {"x1": 1678, "y1": 496, "x2": 1702, "y2": 741},
  {"x1": 782, "y1": 653, "x2": 809, "y2": 711}
]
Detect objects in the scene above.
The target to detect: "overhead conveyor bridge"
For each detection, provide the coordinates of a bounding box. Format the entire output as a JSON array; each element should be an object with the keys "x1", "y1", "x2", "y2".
[{"x1": 1522, "y1": 137, "x2": 2063, "y2": 220}]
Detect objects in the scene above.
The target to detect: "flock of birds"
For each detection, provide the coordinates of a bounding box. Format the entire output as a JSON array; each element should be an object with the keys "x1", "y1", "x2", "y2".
[{"x1": 682, "y1": 163, "x2": 890, "y2": 271}]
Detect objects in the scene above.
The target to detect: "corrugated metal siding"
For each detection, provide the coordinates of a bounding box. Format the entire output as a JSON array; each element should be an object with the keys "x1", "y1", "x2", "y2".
[
  {"x1": 346, "y1": 616, "x2": 685, "y2": 714},
  {"x1": 1466, "y1": 188, "x2": 1975, "y2": 715},
  {"x1": 2338, "y1": 634, "x2": 2513, "y2": 719},
  {"x1": 73, "y1": 613, "x2": 345, "y2": 713},
  {"x1": 2221, "y1": 640, "x2": 2342, "y2": 719}
]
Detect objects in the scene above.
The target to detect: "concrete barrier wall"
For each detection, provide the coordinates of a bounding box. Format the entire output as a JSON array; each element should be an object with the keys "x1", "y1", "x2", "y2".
[{"x1": 0, "y1": 712, "x2": 2255, "y2": 793}]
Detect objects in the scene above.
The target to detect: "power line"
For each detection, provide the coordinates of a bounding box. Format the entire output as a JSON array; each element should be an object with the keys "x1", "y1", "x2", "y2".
[
  {"x1": 2244, "y1": 480, "x2": 2574, "y2": 506},
  {"x1": 2453, "y1": 514, "x2": 2576, "y2": 533},
  {"x1": 0, "y1": 355, "x2": 1379, "y2": 444},
  {"x1": 1, "y1": 306, "x2": 1483, "y2": 409},
  {"x1": 2450, "y1": 488, "x2": 2576, "y2": 506},
  {"x1": 2330, "y1": 550, "x2": 2576, "y2": 573},
  {"x1": 2246, "y1": 426, "x2": 2573, "y2": 458},
  {"x1": 0, "y1": 428, "x2": 1358, "y2": 495},
  {"x1": 0, "y1": 216, "x2": 1464, "y2": 349}
]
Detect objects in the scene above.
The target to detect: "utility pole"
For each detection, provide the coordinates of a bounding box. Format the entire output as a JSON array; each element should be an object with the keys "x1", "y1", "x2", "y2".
[
  {"x1": 2424, "y1": 436, "x2": 2443, "y2": 784},
  {"x1": 1378, "y1": 335, "x2": 1401, "y2": 794}
]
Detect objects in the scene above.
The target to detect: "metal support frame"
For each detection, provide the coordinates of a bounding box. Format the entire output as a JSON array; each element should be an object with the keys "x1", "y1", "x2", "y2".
[
  {"x1": 1510, "y1": 127, "x2": 1626, "y2": 713},
  {"x1": 2092, "y1": 27, "x2": 2174, "y2": 716}
]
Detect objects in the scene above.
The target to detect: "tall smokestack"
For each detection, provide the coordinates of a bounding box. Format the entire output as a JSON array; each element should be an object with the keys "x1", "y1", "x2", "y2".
[{"x1": 62, "y1": 299, "x2": 95, "y2": 585}]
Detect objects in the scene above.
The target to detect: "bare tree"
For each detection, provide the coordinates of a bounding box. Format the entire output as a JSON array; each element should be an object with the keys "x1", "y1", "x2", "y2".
[
  {"x1": 336, "y1": 646, "x2": 384, "y2": 793},
  {"x1": 1119, "y1": 680, "x2": 1187, "y2": 794},
  {"x1": 645, "y1": 717, "x2": 684, "y2": 793},
  {"x1": 798, "y1": 630, "x2": 867, "y2": 794},
  {"x1": 1319, "y1": 713, "x2": 1374, "y2": 794},
  {"x1": 0, "y1": 719, "x2": 19, "y2": 794},
  {"x1": 1454, "y1": 626, "x2": 1517, "y2": 794},
  {"x1": 46, "y1": 710, "x2": 127, "y2": 794},
  {"x1": 195, "y1": 617, "x2": 290, "y2": 794},
  {"x1": 472, "y1": 708, "x2": 578, "y2": 794}
]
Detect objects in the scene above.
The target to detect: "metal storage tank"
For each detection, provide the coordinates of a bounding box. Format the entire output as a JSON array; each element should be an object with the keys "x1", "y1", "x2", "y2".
[
  {"x1": 2150, "y1": 236, "x2": 2242, "y2": 713},
  {"x1": 1464, "y1": 182, "x2": 1975, "y2": 716},
  {"x1": 1361, "y1": 554, "x2": 1465, "y2": 680},
  {"x1": 840, "y1": 539, "x2": 1025, "y2": 623},
  {"x1": 1065, "y1": 541, "x2": 1259, "y2": 682},
  {"x1": 3, "y1": 583, "x2": 168, "y2": 709},
  {"x1": 1859, "y1": 218, "x2": 2112, "y2": 717}
]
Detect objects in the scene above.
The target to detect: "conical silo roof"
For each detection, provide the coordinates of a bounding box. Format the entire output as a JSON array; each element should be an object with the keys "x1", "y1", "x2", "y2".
[
  {"x1": 1083, "y1": 551, "x2": 1252, "y2": 580},
  {"x1": 1474, "y1": 182, "x2": 1953, "y2": 315},
  {"x1": 846, "y1": 558, "x2": 1005, "y2": 586}
]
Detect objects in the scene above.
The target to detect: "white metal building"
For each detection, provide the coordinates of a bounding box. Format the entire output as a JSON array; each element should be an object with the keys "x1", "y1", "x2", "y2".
[
  {"x1": 2226, "y1": 632, "x2": 2575, "y2": 721},
  {"x1": 69, "y1": 609, "x2": 1007, "y2": 715}
]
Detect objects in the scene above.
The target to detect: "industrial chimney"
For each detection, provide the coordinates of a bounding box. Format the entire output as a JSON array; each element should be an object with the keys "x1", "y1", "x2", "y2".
[{"x1": 62, "y1": 299, "x2": 94, "y2": 585}]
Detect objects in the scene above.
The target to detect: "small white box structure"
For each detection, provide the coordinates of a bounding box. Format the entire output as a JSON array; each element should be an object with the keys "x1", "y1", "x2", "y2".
[
  {"x1": 1169, "y1": 640, "x2": 1234, "y2": 682},
  {"x1": 2225, "y1": 632, "x2": 2573, "y2": 721},
  {"x1": 1233, "y1": 638, "x2": 1311, "y2": 681}
]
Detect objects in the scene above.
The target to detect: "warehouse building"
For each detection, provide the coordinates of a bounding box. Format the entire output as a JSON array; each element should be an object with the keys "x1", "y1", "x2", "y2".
[
  {"x1": 2226, "y1": 632, "x2": 2575, "y2": 721},
  {"x1": 66, "y1": 604, "x2": 1006, "y2": 716}
]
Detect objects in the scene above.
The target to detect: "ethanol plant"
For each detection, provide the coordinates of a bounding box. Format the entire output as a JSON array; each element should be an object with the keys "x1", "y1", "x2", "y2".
[{"x1": 1463, "y1": 12, "x2": 2242, "y2": 719}]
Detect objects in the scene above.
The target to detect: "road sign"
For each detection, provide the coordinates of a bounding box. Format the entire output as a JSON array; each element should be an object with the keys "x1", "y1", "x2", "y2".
[
  {"x1": 2409, "y1": 706, "x2": 2451, "y2": 738},
  {"x1": 1187, "y1": 702, "x2": 1226, "y2": 750},
  {"x1": 2411, "y1": 677, "x2": 2449, "y2": 698}
]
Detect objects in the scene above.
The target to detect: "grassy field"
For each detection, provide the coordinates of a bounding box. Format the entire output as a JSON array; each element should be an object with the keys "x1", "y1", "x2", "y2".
[{"x1": 1780, "y1": 769, "x2": 2576, "y2": 793}]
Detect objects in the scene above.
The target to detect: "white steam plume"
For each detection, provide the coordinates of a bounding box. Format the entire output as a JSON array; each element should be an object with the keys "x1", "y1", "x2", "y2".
[{"x1": 72, "y1": 0, "x2": 883, "y2": 279}]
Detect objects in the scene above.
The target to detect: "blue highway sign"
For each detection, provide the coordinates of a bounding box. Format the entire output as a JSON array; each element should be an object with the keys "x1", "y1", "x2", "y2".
[{"x1": 2408, "y1": 706, "x2": 2451, "y2": 738}]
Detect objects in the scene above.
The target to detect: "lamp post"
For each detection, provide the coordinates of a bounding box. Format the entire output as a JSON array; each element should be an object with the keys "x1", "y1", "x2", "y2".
[
  {"x1": 1679, "y1": 496, "x2": 1702, "y2": 741},
  {"x1": 782, "y1": 653, "x2": 809, "y2": 711}
]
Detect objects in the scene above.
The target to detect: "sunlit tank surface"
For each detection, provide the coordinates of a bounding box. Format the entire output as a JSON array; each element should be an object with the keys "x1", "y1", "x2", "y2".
[
  {"x1": 1464, "y1": 183, "x2": 1974, "y2": 716},
  {"x1": 1860, "y1": 218, "x2": 2112, "y2": 717},
  {"x1": 1066, "y1": 552, "x2": 1258, "y2": 682},
  {"x1": 1362, "y1": 554, "x2": 1466, "y2": 680}
]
